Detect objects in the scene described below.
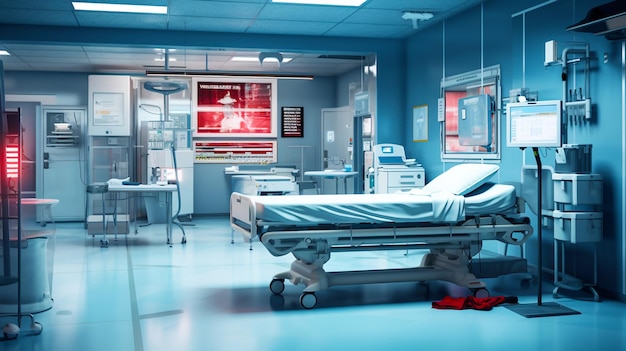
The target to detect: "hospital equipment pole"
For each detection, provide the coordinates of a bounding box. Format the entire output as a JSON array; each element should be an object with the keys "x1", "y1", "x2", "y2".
[
  {"x1": 506, "y1": 148, "x2": 580, "y2": 317},
  {"x1": 533, "y1": 147, "x2": 543, "y2": 306}
]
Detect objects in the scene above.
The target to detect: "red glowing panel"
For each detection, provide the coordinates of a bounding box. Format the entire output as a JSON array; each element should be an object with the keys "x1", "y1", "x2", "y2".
[{"x1": 6, "y1": 145, "x2": 19, "y2": 178}]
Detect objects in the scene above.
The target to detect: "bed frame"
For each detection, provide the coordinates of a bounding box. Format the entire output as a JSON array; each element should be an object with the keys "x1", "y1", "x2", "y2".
[{"x1": 230, "y1": 191, "x2": 533, "y2": 309}]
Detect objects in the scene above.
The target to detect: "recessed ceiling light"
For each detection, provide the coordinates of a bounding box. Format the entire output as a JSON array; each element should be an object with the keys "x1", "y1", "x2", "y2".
[
  {"x1": 0, "y1": 50, "x2": 10, "y2": 56},
  {"x1": 272, "y1": 0, "x2": 366, "y2": 6},
  {"x1": 72, "y1": 2, "x2": 167, "y2": 14}
]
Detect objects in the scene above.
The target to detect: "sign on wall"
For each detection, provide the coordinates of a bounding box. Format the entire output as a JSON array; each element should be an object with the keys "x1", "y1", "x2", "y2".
[
  {"x1": 192, "y1": 77, "x2": 277, "y2": 138},
  {"x1": 193, "y1": 140, "x2": 277, "y2": 164},
  {"x1": 281, "y1": 106, "x2": 303, "y2": 137}
]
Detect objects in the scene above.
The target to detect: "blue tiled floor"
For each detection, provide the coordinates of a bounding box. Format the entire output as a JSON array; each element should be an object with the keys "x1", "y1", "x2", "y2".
[{"x1": 1, "y1": 216, "x2": 625, "y2": 350}]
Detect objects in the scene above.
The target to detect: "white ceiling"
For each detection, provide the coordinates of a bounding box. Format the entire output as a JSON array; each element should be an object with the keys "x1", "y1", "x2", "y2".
[{"x1": 0, "y1": 0, "x2": 484, "y2": 76}]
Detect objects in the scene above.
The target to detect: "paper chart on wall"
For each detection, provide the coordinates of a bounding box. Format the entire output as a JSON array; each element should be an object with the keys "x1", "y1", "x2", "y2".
[{"x1": 93, "y1": 92, "x2": 124, "y2": 126}]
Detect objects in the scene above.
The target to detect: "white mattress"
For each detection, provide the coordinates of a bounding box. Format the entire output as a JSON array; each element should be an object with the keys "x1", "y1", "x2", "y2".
[
  {"x1": 249, "y1": 182, "x2": 517, "y2": 225},
  {"x1": 252, "y1": 192, "x2": 465, "y2": 225},
  {"x1": 465, "y1": 183, "x2": 517, "y2": 215}
]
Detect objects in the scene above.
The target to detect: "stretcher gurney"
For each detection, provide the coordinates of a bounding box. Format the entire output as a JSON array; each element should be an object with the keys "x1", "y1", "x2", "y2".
[{"x1": 230, "y1": 164, "x2": 533, "y2": 308}]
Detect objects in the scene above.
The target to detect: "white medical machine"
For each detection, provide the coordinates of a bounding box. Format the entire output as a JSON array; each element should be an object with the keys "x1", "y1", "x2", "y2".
[
  {"x1": 371, "y1": 143, "x2": 425, "y2": 194},
  {"x1": 146, "y1": 148, "x2": 194, "y2": 219},
  {"x1": 231, "y1": 175, "x2": 298, "y2": 196},
  {"x1": 226, "y1": 165, "x2": 299, "y2": 196}
]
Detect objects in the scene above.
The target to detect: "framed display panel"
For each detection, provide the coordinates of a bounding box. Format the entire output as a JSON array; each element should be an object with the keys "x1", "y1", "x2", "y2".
[
  {"x1": 440, "y1": 65, "x2": 501, "y2": 160},
  {"x1": 193, "y1": 140, "x2": 277, "y2": 164},
  {"x1": 88, "y1": 75, "x2": 132, "y2": 136},
  {"x1": 412, "y1": 104, "x2": 428, "y2": 142},
  {"x1": 281, "y1": 106, "x2": 303, "y2": 137},
  {"x1": 192, "y1": 77, "x2": 277, "y2": 138}
]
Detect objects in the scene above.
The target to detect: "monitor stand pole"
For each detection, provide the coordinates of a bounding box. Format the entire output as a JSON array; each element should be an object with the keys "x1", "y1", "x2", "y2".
[{"x1": 505, "y1": 147, "x2": 580, "y2": 318}]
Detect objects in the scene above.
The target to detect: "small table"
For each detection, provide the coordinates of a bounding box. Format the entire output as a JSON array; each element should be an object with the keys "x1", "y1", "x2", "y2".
[
  {"x1": 107, "y1": 184, "x2": 181, "y2": 246},
  {"x1": 304, "y1": 170, "x2": 359, "y2": 194},
  {"x1": 0, "y1": 198, "x2": 59, "y2": 314}
]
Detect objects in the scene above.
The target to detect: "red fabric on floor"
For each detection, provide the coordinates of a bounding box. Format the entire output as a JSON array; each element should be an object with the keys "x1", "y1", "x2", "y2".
[{"x1": 432, "y1": 296, "x2": 518, "y2": 311}]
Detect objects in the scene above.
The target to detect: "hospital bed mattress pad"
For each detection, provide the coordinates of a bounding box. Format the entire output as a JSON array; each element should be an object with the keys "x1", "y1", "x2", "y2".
[{"x1": 247, "y1": 182, "x2": 516, "y2": 225}]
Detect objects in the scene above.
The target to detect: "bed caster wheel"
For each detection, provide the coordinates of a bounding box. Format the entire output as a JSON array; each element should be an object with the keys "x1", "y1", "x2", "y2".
[
  {"x1": 299, "y1": 292, "x2": 317, "y2": 309},
  {"x1": 269, "y1": 279, "x2": 285, "y2": 295},
  {"x1": 100, "y1": 239, "x2": 109, "y2": 247},
  {"x1": 472, "y1": 288, "x2": 490, "y2": 298},
  {"x1": 30, "y1": 322, "x2": 43, "y2": 335},
  {"x1": 3, "y1": 323, "x2": 19, "y2": 339},
  {"x1": 181, "y1": 237, "x2": 187, "y2": 244}
]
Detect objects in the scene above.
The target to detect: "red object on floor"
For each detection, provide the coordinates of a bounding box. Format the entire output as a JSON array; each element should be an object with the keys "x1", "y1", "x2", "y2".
[{"x1": 432, "y1": 296, "x2": 518, "y2": 311}]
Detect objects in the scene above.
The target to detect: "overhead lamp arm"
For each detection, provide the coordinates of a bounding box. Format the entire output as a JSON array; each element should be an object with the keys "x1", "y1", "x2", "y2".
[
  {"x1": 402, "y1": 11, "x2": 434, "y2": 29},
  {"x1": 259, "y1": 52, "x2": 284, "y2": 64}
]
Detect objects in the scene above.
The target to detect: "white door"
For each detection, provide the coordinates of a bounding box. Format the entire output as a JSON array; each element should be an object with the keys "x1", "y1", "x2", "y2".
[
  {"x1": 320, "y1": 106, "x2": 353, "y2": 194},
  {"x1": 40, "y1": 107, "x2": 87, "y2": 221}
]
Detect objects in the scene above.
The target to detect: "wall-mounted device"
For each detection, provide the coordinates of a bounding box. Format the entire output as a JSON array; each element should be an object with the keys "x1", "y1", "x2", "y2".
[
  {"x1": 88, "y1": 75, "x2": 132, "y2": 136},
  {"x1": 45, "y1": 110, "x2": 81, "y2": 147},
  {"x1": 458, "y1": 94, "x2": 492, "y2": 146},
  {"x1": 506, "y1": 100, "x2": 563, "y2": 148}
]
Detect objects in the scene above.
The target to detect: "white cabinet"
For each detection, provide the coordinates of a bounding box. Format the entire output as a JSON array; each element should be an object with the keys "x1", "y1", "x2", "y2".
[
  {"x1": 552, "y1": 172, "x2": 602, "y2": 301},
  {"x1": 38, "y1": 107, "x2": 86, "y2": 221},
  {"x1": 375, "y1": 167, "x2": 425, "y2": 194},
  {"x1": 88, "y1": 75, "x2": 132, "y2": 136},
  {"x1": 552, "y1": 173, "x2": 603, "y2": 244}
]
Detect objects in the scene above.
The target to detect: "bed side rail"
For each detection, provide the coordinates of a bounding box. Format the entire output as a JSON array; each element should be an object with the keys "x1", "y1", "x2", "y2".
[
  {"x1": 230, "y1": 192, "x2": 258, "y2": 241},
  {"x1": 259, "y1": 215, "x2": 533, "y2": 257},
  {"x1": 515, "y1": 196, "x2": 527, "y2": 214}
]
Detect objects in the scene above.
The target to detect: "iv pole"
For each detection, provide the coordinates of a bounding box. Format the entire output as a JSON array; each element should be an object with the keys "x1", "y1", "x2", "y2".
[
  {"x1": 143, "y1": 81, "x2": 189, "y2": 245},
  {"x1": 506, "y1": 147, "x2": 580, "y2": 317}
]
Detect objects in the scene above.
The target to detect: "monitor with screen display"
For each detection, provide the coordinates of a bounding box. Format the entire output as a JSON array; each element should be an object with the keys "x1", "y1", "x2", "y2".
[{"x1": 506, "y1": 100, "x2": 563, "y2": 148}]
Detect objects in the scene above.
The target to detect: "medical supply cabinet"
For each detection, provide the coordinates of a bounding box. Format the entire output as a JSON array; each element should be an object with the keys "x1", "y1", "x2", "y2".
[
  {"x1": 86, "y1": 75, "x2": 134, "y2": 237},
  {"x1": 375, "y1": 167, "x2": 425, "y2": 194},
  {"x1": 551, "y1": 172, "x2": 603, "y2": 301},
  {"x1": 38, "y1": 107, "x2": 86, "y2": 221}
]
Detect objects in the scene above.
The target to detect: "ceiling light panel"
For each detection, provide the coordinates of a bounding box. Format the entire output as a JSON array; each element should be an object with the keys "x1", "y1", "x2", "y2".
[
  {"x1": 272, "y1": 0, "x2": 366, "y2": 6},
  {"x1": 72, "y1": 2, "x2": 167, "y2": 14}
]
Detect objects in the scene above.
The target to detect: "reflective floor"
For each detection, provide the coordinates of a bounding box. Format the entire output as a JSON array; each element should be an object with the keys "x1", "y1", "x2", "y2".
[{"x1": 1, "y1": 216, "x2": 625, "y2": 351}]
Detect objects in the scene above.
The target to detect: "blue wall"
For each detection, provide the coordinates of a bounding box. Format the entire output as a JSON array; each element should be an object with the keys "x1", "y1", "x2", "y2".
[
  {"x1": 5, "y1": 71, "x2": 88, "y2": 106},
  {"x1": 404, "y1": 0, "x2": 624, "y2": 298}
]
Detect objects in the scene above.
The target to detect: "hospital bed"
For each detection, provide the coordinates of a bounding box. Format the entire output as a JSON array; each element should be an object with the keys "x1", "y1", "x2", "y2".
[{"x1": 230, "y1": 163, "x2": 533, "y2": 308}]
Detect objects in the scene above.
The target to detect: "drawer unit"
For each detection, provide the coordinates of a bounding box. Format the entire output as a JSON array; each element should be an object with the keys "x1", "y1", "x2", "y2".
[
  {"x1": 553, "y1": 173, "x2": 602, "y2": 206},
  {"x1": 553, "y1": 210, "x2": 602, "y2": 244},
  {"x1": 375, "y1": 167, "x2": 425, "y2": 194}
]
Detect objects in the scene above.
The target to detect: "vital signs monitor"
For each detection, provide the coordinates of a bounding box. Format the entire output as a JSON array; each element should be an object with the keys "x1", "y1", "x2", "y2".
[{"x1": 506, "y1": 100, "x2": 563, "y2": 148}]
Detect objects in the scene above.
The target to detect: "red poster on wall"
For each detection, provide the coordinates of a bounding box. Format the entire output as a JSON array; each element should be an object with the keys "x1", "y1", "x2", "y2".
[{"x1": 192, "y1": 77, "x2": 277, "y2": 137}]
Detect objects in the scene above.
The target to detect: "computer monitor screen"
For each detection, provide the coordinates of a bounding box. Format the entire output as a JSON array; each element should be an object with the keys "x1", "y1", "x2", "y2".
[{"x1": 506, "y1": 100, "x2": 562, "y2": 148}]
